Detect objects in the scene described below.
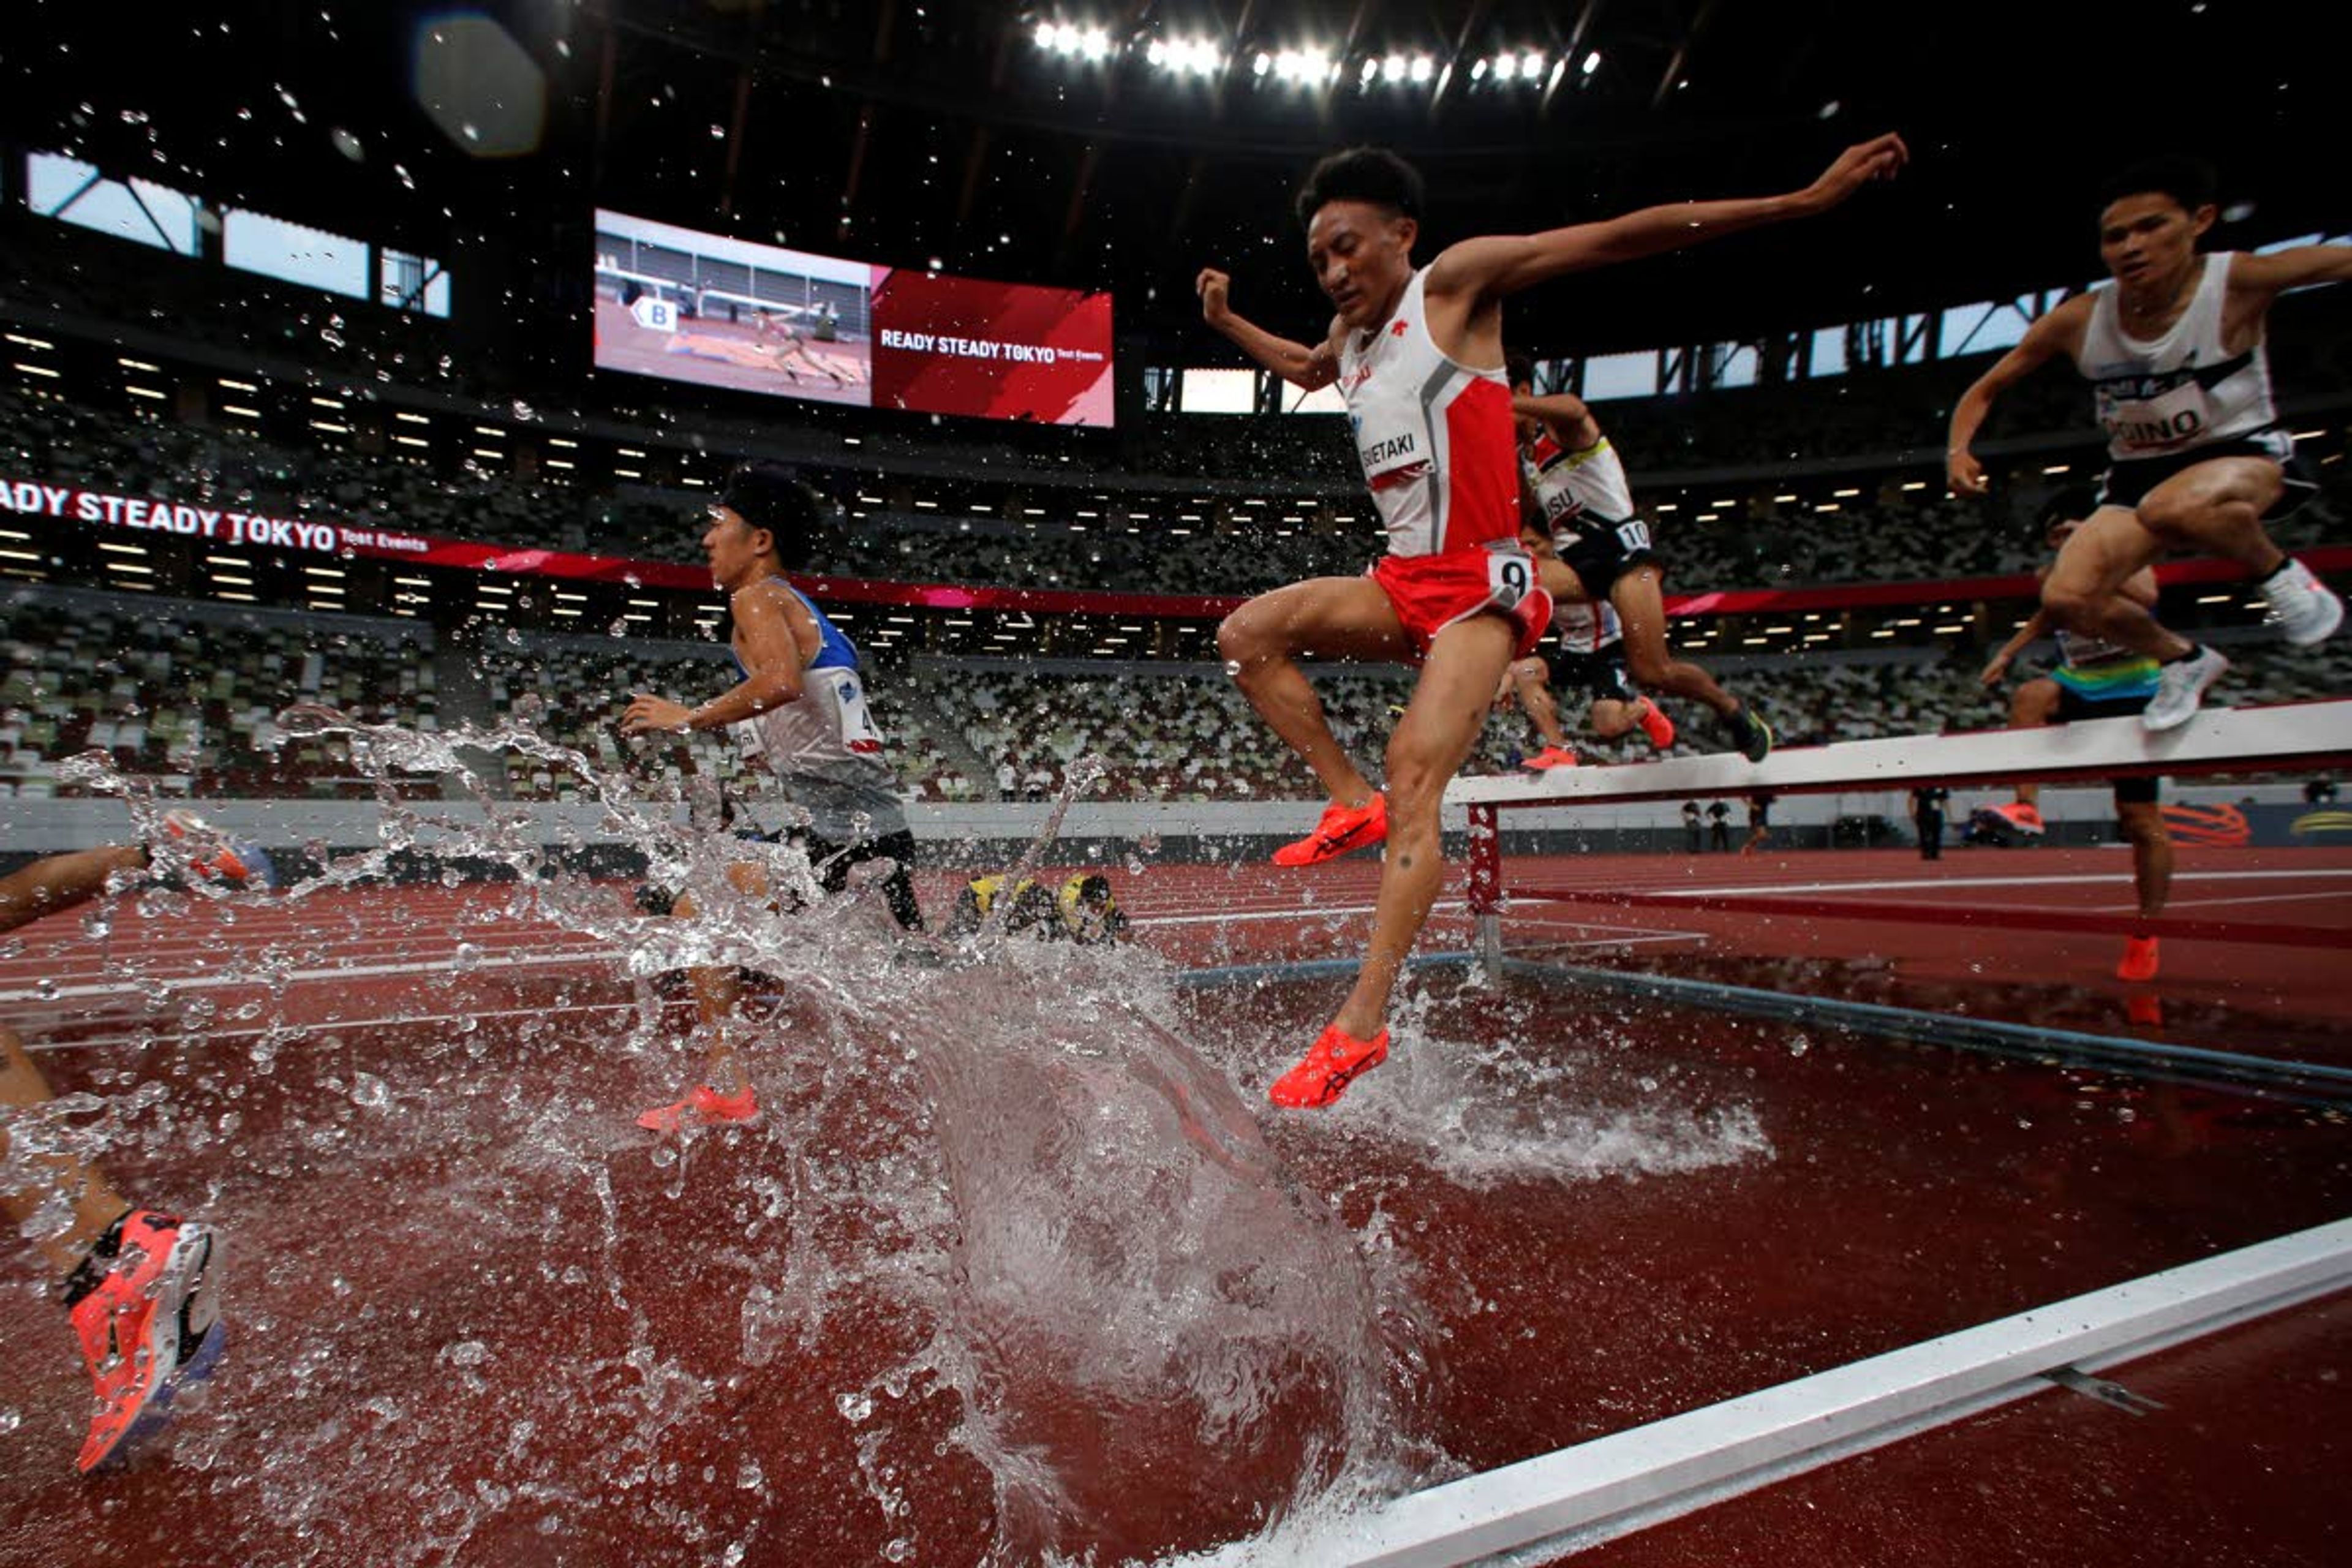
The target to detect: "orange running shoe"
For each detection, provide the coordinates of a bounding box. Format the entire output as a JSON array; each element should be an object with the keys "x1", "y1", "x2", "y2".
[
  {"x1": 160, "y1": 808, "x2": 277, "y2": 887},
  {"x1": 1268, "y1": 1023, "x2": 1390, "y2": 1109},
  {"x1": 1271, "y1": 793, "x2": 1388, "y2": 867},
  {"x1": 636, "y1": 1084, "x2": 761, "y2": 1133},
  {"x1": 1983, "y1": 801, "x2": 2045, "y2": 837},
  {"x1": 2116, "y1": 936, "x2": 2160, "y2": 982},
  {"x1": 1521, "y1": 745, "x2": 1580, "y2": 771},
  {"x1": 68, "y1": 1209, "x2": 223, "y2": 1472},
  {"x1": 1635, "y1": 697, "x2": 1675, "y2": 749}
]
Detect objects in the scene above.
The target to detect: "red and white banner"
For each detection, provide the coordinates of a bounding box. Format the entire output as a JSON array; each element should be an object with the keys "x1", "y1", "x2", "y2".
[{"x1": 9, "y1": 473, "x2": 2344, "y2": 621}]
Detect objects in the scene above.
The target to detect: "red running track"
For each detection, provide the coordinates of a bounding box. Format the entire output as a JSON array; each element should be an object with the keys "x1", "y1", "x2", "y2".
[{"x1": 0, "y1": 852, "x2": 2345, "y2": 1566}]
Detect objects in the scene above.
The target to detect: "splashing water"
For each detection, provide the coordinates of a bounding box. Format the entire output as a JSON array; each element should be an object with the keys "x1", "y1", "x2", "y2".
[
  {"x1": 11, "y1": 688, "x2": 1789, "y2": 1564},
  {"x1": 9, "y1": 712, "x2": 1470, "y2": 1566}
]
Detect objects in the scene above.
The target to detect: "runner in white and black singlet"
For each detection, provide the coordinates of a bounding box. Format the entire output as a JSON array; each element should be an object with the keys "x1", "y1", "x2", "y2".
[
  {"x1": 1505, "y1": 352, "x2": 1769, "y2": 762},
  {"x1": 1948, "y1": 157, "x2": 2349, "y2": 731},
  {"x1": 1196, "y1": 132, "x2": 1906, "y2": 1109},
  {"x1": 1496, "y1": 526, "x2": 1675, "y2": 771}
]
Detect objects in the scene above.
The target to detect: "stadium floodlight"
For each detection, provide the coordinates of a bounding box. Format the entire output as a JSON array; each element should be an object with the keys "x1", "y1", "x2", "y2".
[
  {"x1": 1272, "y1": 46, "x2": 1333, "y2": 85},
  {"x1": 1471, "y1": 58, "x2": 1488, "y2": 80},
  {"x1": 1522, "y1": 51, "x2": 1545, "y2": 78},
  {"x1": 1382, "y1": 53, "x2": 1406, "y2": 81},
  {"x1": 1409, "y1": 55, "x2": 1434, "y2": 83},
  {"x1": 1491, "y1": 53, "x2": 1518, "y2": 81},
  {"x1": 1582, "y1": 50, "x2": 1603, "y2": 75},
  {"x1": 1361, "y1": 56, "x2": 1381, "y2": 83},
  {"x1": 1148, "y1": 36, "x2": 1223, "y2": 77},
  {"x1": 1252, "y1": 51, "x2": 1270, "y2": 76},
  {"x1": 1036, "y1": 20, "x2": 1111, "y2": 61}
]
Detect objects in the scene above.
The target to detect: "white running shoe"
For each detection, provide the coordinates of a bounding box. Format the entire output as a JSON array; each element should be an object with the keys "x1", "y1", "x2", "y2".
[
  {"x1": 2261, "y1": 559, "x2": 2345, "y2": 647},
  {"x1": 2143, "y1": 646, "x2": 2230, "y2": 731}
]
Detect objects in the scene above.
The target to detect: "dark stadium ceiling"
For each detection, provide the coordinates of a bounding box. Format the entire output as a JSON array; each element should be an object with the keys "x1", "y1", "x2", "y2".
[{"x1": 2, "y1": 0, "x2": 2334, "y2": 364}]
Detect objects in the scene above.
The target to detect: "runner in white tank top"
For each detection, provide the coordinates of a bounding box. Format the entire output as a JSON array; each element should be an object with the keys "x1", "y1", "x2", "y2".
[
  {"x1": 1505, "y1": 353, "x2": 1766, "y2": 763},
  {"x1": 1195, "y1": 132, "x2": 1910, "y2": 1108},
  {"x1": 1948, "y1": 157, "x2": 2348, "y2": 731},
  {"x1": 2078, "y1": 252, "x2": 2280, "y2": 462}
]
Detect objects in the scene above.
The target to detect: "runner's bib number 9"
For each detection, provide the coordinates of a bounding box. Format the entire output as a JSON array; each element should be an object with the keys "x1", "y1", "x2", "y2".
[{"x1": 1487, "y1": 548, "x2": 1536, "y2": 610}]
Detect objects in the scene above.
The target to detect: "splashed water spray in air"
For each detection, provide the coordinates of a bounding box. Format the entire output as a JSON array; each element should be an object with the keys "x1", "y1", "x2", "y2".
[{"x1": 12, "y1": 712, "x2": 1475, "y2": 1566}]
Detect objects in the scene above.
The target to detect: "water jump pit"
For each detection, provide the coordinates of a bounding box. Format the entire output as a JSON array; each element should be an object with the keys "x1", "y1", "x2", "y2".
[{"x1": 4, "y1": 727, "x2": 2351, "y2": 1566}]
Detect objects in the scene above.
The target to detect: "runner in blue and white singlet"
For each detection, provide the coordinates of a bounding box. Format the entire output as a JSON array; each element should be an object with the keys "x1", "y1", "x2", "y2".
[
  {"x1": 724, "y1": 577, "x2": 907, "y2": 849},
  {"x1": 620, "y1": 462, "x2": 923, "y2": 1133}
]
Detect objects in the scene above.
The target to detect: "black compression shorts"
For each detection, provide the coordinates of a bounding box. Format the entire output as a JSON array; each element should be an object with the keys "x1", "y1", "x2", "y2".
[
  {"x1": 2095, "y1": 427, "x2": 2317, "y2": 522},
  {"x1": 1551, "y1": 516, "x2": 1660, "y2": 600}
]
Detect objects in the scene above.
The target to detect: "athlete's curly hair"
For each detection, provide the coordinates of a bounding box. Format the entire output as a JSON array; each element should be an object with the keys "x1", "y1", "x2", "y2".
[
  {"x1": 717, "y1": 461, "x2": 827, "y2": 569},
  {"x1": 1294, "y1": 146, "x2": 1424, "y2": 230}
]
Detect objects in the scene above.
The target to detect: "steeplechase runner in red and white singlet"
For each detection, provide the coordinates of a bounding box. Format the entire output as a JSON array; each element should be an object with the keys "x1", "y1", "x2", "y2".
[
  {"x1": 1950, "y1": 156, "x2": 2350, "y2": 731},
  {"x1": 1199, "y1": 133, "x2": 1908, "y2": 1109}
]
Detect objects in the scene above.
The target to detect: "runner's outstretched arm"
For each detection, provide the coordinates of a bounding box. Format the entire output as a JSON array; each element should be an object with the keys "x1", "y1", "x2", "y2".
[
  {"x1": 2228, "y1": 245, "x2": 2352, "y2": 300},
  {"x1": 1196, "y1": 267, "x2": 1341, "y2": 390},
  {"x1": 1427, "y1": 134, "x2": 1909, "y2": 301}
]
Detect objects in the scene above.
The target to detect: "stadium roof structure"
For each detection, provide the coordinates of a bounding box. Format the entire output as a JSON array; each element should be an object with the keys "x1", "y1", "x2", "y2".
[{"x1": 0, "y1": 0, "x2": 2334, "y2": 366}]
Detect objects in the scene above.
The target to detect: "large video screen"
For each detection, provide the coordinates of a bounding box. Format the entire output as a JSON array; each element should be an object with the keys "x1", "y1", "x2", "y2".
[{"x1": 593, "y1": 210, "x2": 1114, "y2": 427}]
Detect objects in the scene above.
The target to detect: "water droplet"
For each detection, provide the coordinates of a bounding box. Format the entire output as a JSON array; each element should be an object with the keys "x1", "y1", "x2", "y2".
[
  {"x1": 1222, "y1": 659, "x2": 1243, "y2": 678},
  {"x1": 451, "y1": 943, "x2": 481, "y2": 973},
  {"x1": 837, "y1": 1391, "x2": 873, "y2": 1423},
  {"x1": 350, "y1": 1072, "x2": 390, "y2": 1109}
]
